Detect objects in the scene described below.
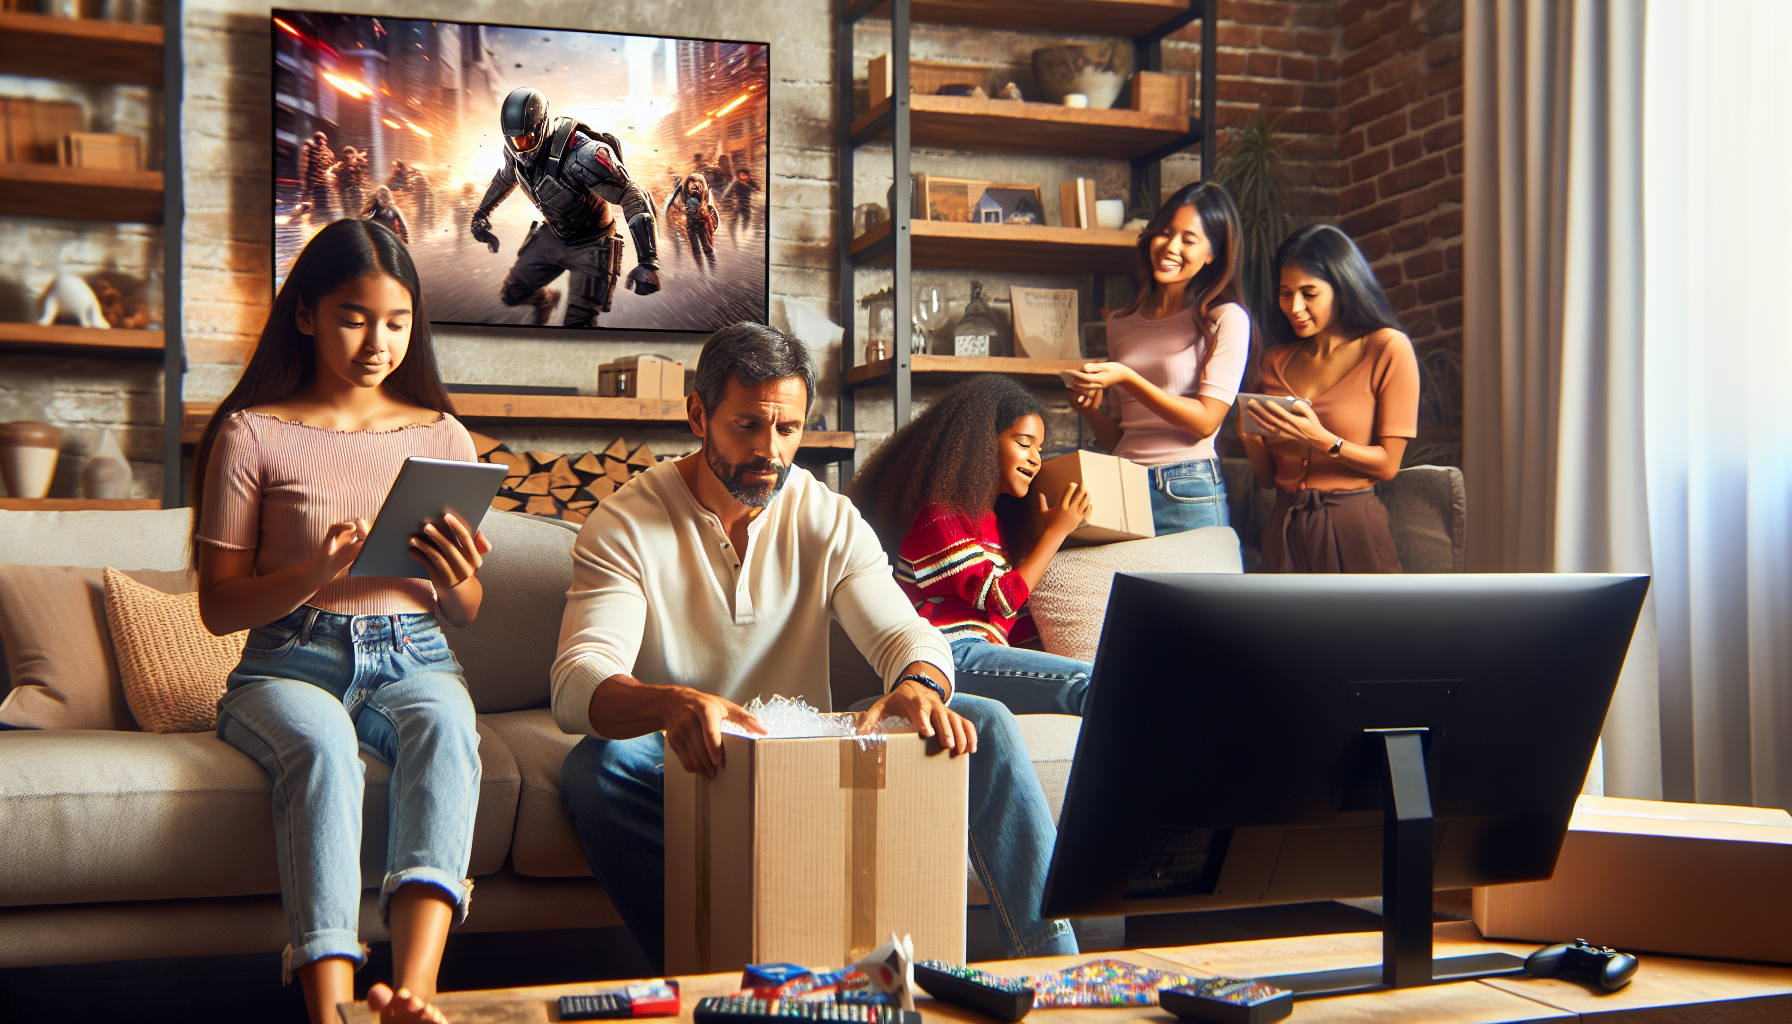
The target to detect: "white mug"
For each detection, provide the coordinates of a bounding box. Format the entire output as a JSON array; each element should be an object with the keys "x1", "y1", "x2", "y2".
[
  {"x1": 1095, "y1": 199, "x2": 1125, "y2": 230},
  {"x1": 1062, "y1": 93, "x2": 1089, "y2": 108}
]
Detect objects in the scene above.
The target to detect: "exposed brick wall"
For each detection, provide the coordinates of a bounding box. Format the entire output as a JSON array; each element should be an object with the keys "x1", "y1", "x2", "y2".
[
  {"x1": 1335, "y1": 0, "x2": 1463, "y2": 461},
  {"x1": 1164, "y1": 0, "x2": 1463, "y2": 463}
]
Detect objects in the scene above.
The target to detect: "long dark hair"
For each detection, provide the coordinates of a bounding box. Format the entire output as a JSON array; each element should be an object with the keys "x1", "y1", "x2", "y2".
[
  {"x1": 847, "y1": 375, "x2": 1045, "y2": 559},
  {"x1": 1267, "y1": 223, "x2": 1404, "y2": 348},
  {"x1": 190, "y1": 219, "x2": 453, "y2": 548},
  {"x1": 1119, "y1": 181, "x2": 1254, "y2": 389}
]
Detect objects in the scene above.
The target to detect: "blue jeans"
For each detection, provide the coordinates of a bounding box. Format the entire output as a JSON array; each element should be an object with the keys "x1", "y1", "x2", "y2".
[
  {"x1": 560, "y1": 693, "x2": 1078, "y2": 969},
  {"x1": 1148, "y1": 458, "x2": 1230, "y2": 535},
  {"x1": 951, "y1": 637, "x2": 1091, "y2": 716},
  {"x1": 215, "y1": 606, "x2": 482, "y2": 977}
]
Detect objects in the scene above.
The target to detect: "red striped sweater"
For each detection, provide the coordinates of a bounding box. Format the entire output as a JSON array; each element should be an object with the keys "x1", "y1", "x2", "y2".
[{"x1": 896, "y1": 505, "x2": 1035, "y2": 646}]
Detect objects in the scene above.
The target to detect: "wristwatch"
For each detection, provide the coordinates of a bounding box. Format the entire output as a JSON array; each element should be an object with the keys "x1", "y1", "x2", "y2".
[{"x1": 1326, "y1": 437, "x2": 1345, "y2": 458}]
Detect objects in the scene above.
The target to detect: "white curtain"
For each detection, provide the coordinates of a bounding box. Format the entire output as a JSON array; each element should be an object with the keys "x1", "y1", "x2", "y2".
[
  {"x1": 1642, "y1": 0, "x2": 1792, "y2": 808},
  {"x1": 1465, "y1": 0, "x2": 1792, "y2": 807}
]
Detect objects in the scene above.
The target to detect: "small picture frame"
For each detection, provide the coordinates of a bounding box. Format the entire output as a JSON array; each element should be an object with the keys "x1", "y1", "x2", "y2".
[{"x1": 915, "y1": 175, "x2": 1046, "y2": 226}]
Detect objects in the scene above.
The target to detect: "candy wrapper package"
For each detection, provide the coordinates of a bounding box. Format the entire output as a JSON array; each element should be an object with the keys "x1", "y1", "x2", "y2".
[
  {"x1": 738, "y1": 936, "x2": 916, "y2": 1011},
  {"x1": 1027, "y1": 959, "x2": 1198, "y2": 1008}
]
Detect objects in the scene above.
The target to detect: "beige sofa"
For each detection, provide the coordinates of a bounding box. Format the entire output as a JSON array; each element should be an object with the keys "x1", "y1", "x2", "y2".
[{"x1": 0, "y1": 506, "x2": 1245, "y2": 970}]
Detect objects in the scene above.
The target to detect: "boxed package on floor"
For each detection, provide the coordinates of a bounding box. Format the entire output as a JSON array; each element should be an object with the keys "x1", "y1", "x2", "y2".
[
  {"x1": 664, "y1": 726, "x2": 969, "y2": 975},
  {"x1": 1472, "y1": 794, "x2": 1792, "y2": 963},
  {"x1": 598, "y1": 355, "x2": 684, "y2": 400},
  {"x1": 1028, "y1": 450, "x2": 1154, "y2": 546}
]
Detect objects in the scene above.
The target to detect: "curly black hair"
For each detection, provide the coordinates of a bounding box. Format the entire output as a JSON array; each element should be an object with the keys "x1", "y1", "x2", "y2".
[{"x1": 847, "y1": 374, "x2": 1046, "y2": 558}]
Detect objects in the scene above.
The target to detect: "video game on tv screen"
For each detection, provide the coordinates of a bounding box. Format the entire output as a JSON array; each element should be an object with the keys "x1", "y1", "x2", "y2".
[{"x1": 272, "y1": 10, "x2": 769, "y2": 333}]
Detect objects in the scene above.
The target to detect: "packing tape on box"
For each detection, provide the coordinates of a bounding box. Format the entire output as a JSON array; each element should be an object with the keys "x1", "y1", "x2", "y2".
[{"x1": 843, "y1": 737, "x2": 887, "y2": 960}]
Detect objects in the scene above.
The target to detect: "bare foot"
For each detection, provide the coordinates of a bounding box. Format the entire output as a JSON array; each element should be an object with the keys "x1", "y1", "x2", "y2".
[{"x1": 367, "y1": 983, "x2": 448, "y2": 1024}]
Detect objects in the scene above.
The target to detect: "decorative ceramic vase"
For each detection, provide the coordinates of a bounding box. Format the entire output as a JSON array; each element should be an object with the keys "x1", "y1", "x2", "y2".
[
  {"x1": 82, "y1": 428, "x2": 133, "y2": 499},
  {"x1": 0, "y1": 421, "x2": 62, "y2": 499},
  {"x1": 1032, "y1": 43, "x2": 1135, "y2": 109}
]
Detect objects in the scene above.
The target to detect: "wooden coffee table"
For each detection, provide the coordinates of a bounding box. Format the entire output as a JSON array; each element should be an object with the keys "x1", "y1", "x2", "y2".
[{"x1": 339, "y1": 922, "x2": 1792, "y2": 1024}]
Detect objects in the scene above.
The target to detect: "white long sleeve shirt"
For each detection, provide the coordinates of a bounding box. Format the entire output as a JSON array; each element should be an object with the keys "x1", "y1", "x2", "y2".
[{"x1": 550, "y1": 460, "x2": 956, "y2": 738}]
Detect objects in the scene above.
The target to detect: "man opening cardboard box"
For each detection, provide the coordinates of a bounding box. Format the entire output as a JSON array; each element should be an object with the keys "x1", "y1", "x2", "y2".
[
  {"x1": 1027, "y1": 450, "x2": 1154, "y2": 546},
  {"x1": 664, "y1": 725, "x2": 969, "y2": 975}
]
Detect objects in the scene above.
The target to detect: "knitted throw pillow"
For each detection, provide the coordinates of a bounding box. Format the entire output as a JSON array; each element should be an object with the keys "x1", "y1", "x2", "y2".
[{"x1": 101, "y1": 567, "x2": 247, "y2": 733}]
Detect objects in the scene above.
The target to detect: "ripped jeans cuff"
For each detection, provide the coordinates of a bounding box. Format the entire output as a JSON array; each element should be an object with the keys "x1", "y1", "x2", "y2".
[
  {"x1": 379, "y1": 868, "x2": 474, "y2": 928},
  {"x1": 281, "y1": 930, "x2": 366, "y2": 984}
]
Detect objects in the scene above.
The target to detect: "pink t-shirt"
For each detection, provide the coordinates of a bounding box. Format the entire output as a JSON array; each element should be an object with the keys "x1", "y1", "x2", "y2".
[
  {"x1": 1107, "y1": 301, "x2": 1250, "y2": 464},
  {"x1": 197, "y1": 410, "x2": 478, "y2": 616}
]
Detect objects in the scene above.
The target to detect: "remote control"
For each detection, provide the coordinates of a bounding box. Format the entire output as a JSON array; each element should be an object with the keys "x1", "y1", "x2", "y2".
[
  {"x1": 1525, "y1": 938, "x2": 1639, "y2": 991},
  {"x1": 1160, "y1": 980, "x2": 1292, "y2": 1024},
  {"x1": 693, "y1": 995, "x2": 921, "y2": 1024},
  {"x1": 914, "y1": 960, "x2": 1034, "y2": 1022},
  {"x1": 560, "y1": 993, "x2": 630, "y2": 1020}
]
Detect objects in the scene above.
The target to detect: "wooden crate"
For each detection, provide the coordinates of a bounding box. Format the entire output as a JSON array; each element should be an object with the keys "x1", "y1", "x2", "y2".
[
  {"x1": 869, "y1": 55, "x2": 994, "y2": 107},
  {"x1": 59, "y1": 132, "x2": 142, "y2": 171},
  {"x1": 1130, "y1": 71, "x2": 1189, "y2": 118}
]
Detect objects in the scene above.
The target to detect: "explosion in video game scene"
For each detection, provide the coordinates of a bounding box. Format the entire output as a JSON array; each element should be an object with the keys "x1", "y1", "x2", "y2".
[{"x1": 272, "y1": 11, "x2": 769, "y2": 332}]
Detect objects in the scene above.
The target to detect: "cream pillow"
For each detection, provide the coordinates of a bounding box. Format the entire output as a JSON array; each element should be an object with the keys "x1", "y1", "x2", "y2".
[
  {"x1": 102, "y1": 567, "x2": 247, "y2": 733},
  {"x1": 1029, "y1": 527, "x2": 1245, "y2": 662}
]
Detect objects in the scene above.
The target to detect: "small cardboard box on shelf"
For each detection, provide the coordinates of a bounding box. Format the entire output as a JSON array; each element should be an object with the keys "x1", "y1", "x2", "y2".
[
  {"x1": 59, "y1": 132, "x2": 143, "y2": 171},
  {"x1": 1130, "y1": 71, "x2": 1189, "y2": 118},
  {"x1": 598, "y1": 355, "x2": 684, "y2": 400},
  {"x1": 1028, "y1": 450, "x2": 1154, "y2": 546},
  {"x1": 1472, "y1": 794, "x2": 1792, "y2": 964},
  {"x1": 664, "y1": 727, "x2": 969, "y2": 976}
]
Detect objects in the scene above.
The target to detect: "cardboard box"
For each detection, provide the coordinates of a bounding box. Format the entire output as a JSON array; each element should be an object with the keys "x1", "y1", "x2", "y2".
[
  {"x1": 598, "y1": 355, "x2": 683, "y2": 399},
  {"x1": 1130, "y1": 71, "x2": 1190, "y2": 118},
  {"x1": 665, "y1": 729, "x2": 969, "y2": 975},
  {"x1": 1472, "y1": 794, "x2": 1792, "y2": 963},
  {"x1": 1028, "y1": 450, "x2": 1155, "y2": 546},
  {"x1": 1059, "y1": 178, "x2": 1097, "y2": 230},
  {"x1": 59, "y1": 132, "x2": 142, "y2": 171}
]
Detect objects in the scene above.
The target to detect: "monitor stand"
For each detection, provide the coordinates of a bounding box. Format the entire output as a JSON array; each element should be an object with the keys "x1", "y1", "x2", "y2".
[{"x1": 1254, "y1": 728, "x2": 1529, "y2": 999}]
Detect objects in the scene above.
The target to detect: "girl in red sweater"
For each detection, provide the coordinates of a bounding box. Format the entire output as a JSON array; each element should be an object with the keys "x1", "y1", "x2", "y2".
[{"x1": 849, "y1": 375, "x2": 1095, "y2": 715}]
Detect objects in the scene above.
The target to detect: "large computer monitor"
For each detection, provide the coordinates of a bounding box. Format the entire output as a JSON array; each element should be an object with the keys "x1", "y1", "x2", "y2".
[{"x1": 1041, "y1": 573, "x2": 1649, "y2": 997}]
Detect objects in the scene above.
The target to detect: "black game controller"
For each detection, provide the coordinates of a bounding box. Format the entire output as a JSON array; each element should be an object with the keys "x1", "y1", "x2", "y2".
[{"x1": 1525, "y1": 938, "x2": 1639, "y2": 991}]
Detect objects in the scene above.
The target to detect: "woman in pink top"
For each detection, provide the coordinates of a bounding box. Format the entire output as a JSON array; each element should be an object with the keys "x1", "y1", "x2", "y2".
[
  {"x1": 190, "y1": 220, "x2": 490, "y2": 1024},
  {"x1": 1242, "y1": 224, "x2": 1418, "y2": 573},
  {"x1": 1065, "y1": 182, "x2": 1254, "y2": 535}
]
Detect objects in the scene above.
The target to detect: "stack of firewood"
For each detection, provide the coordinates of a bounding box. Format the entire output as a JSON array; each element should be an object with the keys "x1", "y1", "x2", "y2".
[{"x1": 472, "y1": 432, "x2": 661, "y2": 524}]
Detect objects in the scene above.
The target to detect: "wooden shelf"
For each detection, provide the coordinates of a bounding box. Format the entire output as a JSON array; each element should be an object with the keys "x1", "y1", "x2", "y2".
[
  {"x1": 849, "y1": 218, "x2": 1138, "y2": 274},
  {"x1": 0, "y1": 497, "x2": 161, "y2": 511},
  {"x1": 847, "y1": 354, "x2": 1084, "y2": 389},
  {"x1": 0, "y1": 162, "x2": 164, "y2": 223},
  {"x1": 860, "y1": 0, "x2": 1193, "y2": 37},
  {"x1": 852, "y1": 95, "x2": 1194, "y2": 159},
  {"x1": 0, "y1": 12, "x2": 164, "y2": 88},
  {"x1": 183, "y1": 403, "x2": 857, "y2": 458},
  {"x1": 0, "y1": 322, "x2": 163, "y2": 358}
]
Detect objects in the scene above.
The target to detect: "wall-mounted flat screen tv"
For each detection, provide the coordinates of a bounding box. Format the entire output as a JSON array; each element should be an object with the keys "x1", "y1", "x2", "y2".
[{"x1": 272, "y1": 10, "x2": 769, "y2": 333}]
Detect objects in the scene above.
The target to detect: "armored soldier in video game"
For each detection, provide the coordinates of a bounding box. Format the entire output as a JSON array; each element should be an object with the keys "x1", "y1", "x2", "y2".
[
  {"x1": 470, "y1": 87, "x2": 660, "y2": 328},
  {"x1": 296, "y1": 131, "x2": 335, "y2": 220},
  {"x1": 333, "y1": 146, "x2": 368, "y2": 224}
]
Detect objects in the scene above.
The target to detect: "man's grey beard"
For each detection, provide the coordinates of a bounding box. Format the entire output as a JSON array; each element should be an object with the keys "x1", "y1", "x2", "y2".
[{"x1": 704, "y1": 440, "x2": 788, "y2": 508}]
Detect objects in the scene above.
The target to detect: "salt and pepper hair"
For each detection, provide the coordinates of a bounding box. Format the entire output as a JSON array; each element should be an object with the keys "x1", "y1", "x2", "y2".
[{"x1": 692, "y1": 322, "x2": 816, "y2": 415}]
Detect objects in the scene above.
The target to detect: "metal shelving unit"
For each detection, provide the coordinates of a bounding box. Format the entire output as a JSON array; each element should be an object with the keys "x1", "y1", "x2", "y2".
[{"x1": 834, "y1": 0, "x2": 1217, "y2": 477}]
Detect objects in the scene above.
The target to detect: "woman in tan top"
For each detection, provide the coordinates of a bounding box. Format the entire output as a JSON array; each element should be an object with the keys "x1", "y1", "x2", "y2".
[
  {"x1": 190, "y1": 220, "x2": 488, "y2": 1024},
  {"x1": 1241, "y1": 224, "x2": 1419, "y2": 572}
]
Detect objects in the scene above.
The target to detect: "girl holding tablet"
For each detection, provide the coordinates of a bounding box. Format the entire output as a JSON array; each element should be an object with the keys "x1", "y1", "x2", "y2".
[
  {"x1": 1241, "y1": 224, "x2": 1418, "y2": 573},
  {"x1": 1063, "y1": 181, "x2": 1254, "y2": 535},
  {"x1": 191, "y1": 219, "x2": 488, "y2": 1024}
]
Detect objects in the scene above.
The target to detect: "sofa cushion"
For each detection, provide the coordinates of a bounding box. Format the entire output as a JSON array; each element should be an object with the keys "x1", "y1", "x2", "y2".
[
  {"x1": 482, "y1": 708, "x2": 592, "y2": 878},
  {"x1": 1378, "y1": 464, "x2": 1466, "y2": 572},
  {"x1": 1028, "y1": 526, "x2": 1243, "y2": 662},
  {"x1": 442, "y1": 512, "x2": 579, "y2": 714},
  {"x1": 0, "y1": 719, "x2": 520, "y2": 908},
  {"x1": 103, "y1": 568, "x2": 246, "y2": 734},
  {"x1": 0, "y1": 565, "x2": 195, "y2": 731}
]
